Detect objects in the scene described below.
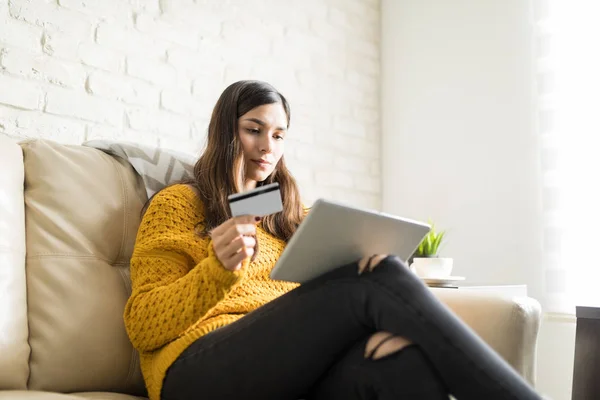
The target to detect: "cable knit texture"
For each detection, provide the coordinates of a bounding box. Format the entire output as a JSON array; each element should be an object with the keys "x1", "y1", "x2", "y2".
[{"x1": 123, "y1": 184, "x2": 299, "y2": 400}]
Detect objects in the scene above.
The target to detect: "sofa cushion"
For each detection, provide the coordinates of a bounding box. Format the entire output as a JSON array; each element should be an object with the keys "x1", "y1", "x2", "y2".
[
  {"x1": 0, "y1": 392, "x2": 83, "y2": 400},
  {"x1": 0, "y1": 135, "x2": 30, "y2": 390},
  {"x1": 83, "y1": 140, "x2": 195, "y2": 198},
  {"x1": 0, "y1": 392, "x2": 147, "y2": 400},
  {"x1": 21, "y1": 140, "x2": 147, "y2": 395}
]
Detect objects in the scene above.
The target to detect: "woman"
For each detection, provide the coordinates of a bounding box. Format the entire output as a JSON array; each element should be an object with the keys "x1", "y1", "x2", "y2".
[{"x1": 124, "y1": 80, "x2": 541, "y2": 400}]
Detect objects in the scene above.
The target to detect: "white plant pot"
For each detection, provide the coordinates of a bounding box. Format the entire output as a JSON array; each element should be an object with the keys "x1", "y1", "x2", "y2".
[{"x1": 410, "y1": 257, "x2": 453, "y2": 278}]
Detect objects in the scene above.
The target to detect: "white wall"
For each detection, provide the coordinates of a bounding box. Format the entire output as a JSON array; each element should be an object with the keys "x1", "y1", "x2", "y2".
[
  {"x1": 0, "y1": 0, "x2": 381, "y2": 209},
  {"x1": 381, "y1": 0, "x2": 544, "y2": 298},
  {"x1": 380, "y1": 1, "x2": 575, "y2": 399}
]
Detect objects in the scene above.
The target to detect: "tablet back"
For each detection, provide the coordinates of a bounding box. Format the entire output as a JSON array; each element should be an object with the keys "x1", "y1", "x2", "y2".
[{"x1": 269, "y1": 199, "x2": 430, "y2": 283}]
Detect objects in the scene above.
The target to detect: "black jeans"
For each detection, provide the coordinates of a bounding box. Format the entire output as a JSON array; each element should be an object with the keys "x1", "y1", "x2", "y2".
[{"x1": 162, "y1": 256, "x2": 541, "y2": 400}]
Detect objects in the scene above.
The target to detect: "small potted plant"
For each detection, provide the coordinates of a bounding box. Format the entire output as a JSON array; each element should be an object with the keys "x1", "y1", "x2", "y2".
[{"x1": 409, "y1": 221, "x2": 453, "y2": 278}]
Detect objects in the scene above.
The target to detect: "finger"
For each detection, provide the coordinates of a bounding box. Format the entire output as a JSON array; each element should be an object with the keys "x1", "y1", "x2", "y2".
[
  {"x1": 211, "y1": 215, "x2": 259, "y2": 238},
  {"x1": 358, "y1": 255, "x2": 371, "y2": 275},
  {"x1": 221, "y1": 259, "x2": 241, "y2": 271},
  {"x1": 233, "y1": 215, "x2": 261, "y2": 225},
  {"x1": 213, "y1": 223, "x2": 257, "y2": 250},
  {"x1": 227, "y1": 233, "x2": 257, "y2": 250},
  {"x1": 225, "y1": 246, "x2": 255, "y2": 269},
  {"x1": 220, "y1": 235, "x2": 257, "y2": 263},
  {"x1": 210, "y1": 217, "x2": 236, "y2": 238},
  {"x1": 222, "y1": 257, "x2": 245, "y2": 271},
  {"x1": 368, "y1": 254, "x2": 389, "y2": 272},
  {"x1": 242, "y1": 235, "x2": 256, "y2": 248}
]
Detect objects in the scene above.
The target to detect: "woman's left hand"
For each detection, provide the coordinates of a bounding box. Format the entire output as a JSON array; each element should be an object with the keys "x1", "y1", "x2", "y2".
[{"x1": 358, "y1": 254, "x2": 388, "y2": 275}]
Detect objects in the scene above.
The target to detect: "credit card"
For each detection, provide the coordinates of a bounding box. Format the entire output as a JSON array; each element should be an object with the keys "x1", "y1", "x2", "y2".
[{"x1": 228, "y1": 182, "x2": 283, "y2": 217}]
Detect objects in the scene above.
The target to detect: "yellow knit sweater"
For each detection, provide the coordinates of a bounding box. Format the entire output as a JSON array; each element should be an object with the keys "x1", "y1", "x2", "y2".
[{"x1": 123, "y1": 184, "x2": 299, "y2": 400}]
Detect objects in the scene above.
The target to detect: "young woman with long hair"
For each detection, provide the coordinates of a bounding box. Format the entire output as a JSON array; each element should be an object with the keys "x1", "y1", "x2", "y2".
[{"x1": 123, "y1": 80, "x2": 542, "y2": 400}]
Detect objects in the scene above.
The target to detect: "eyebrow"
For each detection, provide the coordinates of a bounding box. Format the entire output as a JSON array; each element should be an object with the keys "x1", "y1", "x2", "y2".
[{"x1": 243, "y1": 117, "x2": 287, "y2": 131}]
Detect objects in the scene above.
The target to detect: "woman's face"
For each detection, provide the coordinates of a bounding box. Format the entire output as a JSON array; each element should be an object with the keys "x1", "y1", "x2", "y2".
[{"x1": 238, "y1": 103, "x2": 287, "y2": 190}]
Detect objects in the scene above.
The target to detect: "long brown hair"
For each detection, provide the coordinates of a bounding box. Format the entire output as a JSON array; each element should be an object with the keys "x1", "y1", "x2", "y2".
[{"x1": 190, "y1": 80, "x2": 303, "y2": 242}]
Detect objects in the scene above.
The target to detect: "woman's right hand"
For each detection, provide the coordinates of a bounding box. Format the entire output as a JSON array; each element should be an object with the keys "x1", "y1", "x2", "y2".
[{"x1": 210, "y1": 215, "x2": 260, "y2": 271}]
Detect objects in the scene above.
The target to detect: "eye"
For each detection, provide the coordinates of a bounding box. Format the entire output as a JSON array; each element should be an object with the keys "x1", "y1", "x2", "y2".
[
  {"x1": 247, "y1": 128, "x2": 260, "y2": 134},
  {"x1": 274, "y1": 135, "x2": 284, "y2": 141}
]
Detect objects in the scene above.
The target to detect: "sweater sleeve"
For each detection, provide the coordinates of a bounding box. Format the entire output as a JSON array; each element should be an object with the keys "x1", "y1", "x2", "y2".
[{"x1": 123, "y1": 186, "x2": 244, "y2": 353}]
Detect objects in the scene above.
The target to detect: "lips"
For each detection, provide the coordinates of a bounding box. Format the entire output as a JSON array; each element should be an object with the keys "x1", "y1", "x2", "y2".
[{"x1": 252, "y1": 159, "x2": 271, "y2": 166}]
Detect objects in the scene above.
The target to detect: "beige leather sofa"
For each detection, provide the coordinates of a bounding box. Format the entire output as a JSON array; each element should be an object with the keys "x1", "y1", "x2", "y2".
[{"x1": 0, "y1": 136, "x2": 542, "y2": 399}]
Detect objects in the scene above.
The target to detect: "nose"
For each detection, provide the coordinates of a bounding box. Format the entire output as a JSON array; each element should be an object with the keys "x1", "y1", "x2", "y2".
[{"x1": 259, "y1": 133, "x2": 273, "y2": 154}]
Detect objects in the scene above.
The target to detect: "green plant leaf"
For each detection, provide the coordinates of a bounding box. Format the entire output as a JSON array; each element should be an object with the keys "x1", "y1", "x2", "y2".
[
  {"x1": 416, "y1": 220, "x2": 447, "y2": 257},
  {"x1": 432, "y1": 231, "x2": 445, "y2": 254}
]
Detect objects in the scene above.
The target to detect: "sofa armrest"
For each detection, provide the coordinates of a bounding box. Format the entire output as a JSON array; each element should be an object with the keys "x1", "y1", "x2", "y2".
[{"x1": 431, "y1": 288, "x2": 542, "y2": 385}]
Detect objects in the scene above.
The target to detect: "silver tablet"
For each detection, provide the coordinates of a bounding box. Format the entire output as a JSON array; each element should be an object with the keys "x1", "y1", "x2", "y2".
[{"x1": 270, "y1": 198, "x2": 431, "y2": 283}]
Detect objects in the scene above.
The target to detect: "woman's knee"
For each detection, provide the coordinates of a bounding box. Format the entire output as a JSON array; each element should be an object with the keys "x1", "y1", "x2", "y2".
[
  {"x1": 383, "y1": 254, "x2": 409, "y2": 269},
  {"x1": 365, "y1": 331, "x2": 413, "y2": 360},
  {"x1": 358, "y1": 254, "x2": 408, "y2": 276}
]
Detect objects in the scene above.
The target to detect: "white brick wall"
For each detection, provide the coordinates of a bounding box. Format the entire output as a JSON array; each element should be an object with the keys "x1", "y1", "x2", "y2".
[{"x1": 0, "y1": 0, "x2": 381, "y2": 209}]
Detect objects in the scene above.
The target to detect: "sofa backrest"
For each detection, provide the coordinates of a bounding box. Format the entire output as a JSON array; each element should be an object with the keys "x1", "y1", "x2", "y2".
[
  {"x1": 19, "y1": 139, "x2": 147, "y2": 395},
  {"x1": 0, "y1": 136, "x2": 30, "y2": 390}
]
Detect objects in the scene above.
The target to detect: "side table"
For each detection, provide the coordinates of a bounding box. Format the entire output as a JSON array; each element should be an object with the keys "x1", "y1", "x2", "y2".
[
  {"x1": 427, "y1": 283, "x2": 528, "y2": 298},
  {"x1": 571, "y1": 306, "x2": 600, "y2": 400}
]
